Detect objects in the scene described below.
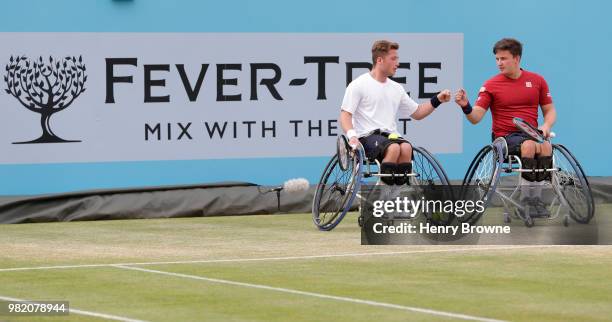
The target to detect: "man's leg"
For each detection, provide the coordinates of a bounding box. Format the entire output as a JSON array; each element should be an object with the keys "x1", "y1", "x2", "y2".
[
  {"x1": 395, "y1": 143, "x2": 413, "y2": 185},
  {"x1": 536, "y1": 141, "x2": 553, "y2": 181},
  {"x1": 527, "y1": 141, "x2": 553, "y2": 216},
  {"x1": 398, "y1": 143, "x2": 413, "y2": 163},
  {"x1": 382, "y1": 143, "x2": 400, "y2": 163},
  {"x1": 380, "y1": 143, "x2": 400, "y2": 185},
  {"x1": 520, "y1": 140, "x2": 537, "y2": 181},
  {"x1": 532, "y1": 141, "x2": 553, "y2": 215},
  {"x1": 519, "y1": 140, "x2": 537, "y2": 204}
]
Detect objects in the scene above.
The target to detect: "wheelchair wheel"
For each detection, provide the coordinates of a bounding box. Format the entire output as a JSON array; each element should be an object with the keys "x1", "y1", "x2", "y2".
[
  {"x1": 411, "y1": 147, "x2": 452, "y2": 225},
  {"x1": 412, "y1": 147, "x2": 450, "y2": 186},
  {"x1": 461, "y1": 145, "x2": 502, "y2": 224},
  {"x1": 552, "y1": 144, "x2": 594, "y2": 224},
  {"x1": 312, "y1": 148, "x2": 363, "y2": 231}
]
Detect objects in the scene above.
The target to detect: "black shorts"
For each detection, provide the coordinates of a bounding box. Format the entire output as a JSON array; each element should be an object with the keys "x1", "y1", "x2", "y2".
[
  {"x1": 359, "y1": 131, "x2": 411, "y2": 161},
  {"x1": 494, "y1": 132, "x2": 534, "y2": 156}
]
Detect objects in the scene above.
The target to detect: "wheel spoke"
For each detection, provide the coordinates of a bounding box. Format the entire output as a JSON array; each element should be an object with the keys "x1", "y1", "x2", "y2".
[{"x1": 552, "y1": 146, "x2": 592, "y2": 222}]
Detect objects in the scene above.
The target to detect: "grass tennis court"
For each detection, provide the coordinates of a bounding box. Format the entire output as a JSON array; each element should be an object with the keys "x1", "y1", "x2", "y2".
[{"x1": 1, "y1": 206, "x2": 611, "y2": 322}]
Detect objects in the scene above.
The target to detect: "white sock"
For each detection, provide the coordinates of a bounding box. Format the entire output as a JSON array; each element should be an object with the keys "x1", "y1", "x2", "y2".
[
  {"x1": 532, "y1": 180, "x2": 546, "y2": 200},
  {"x1": 521, "y1": 182, "x2": 533, "y2": 201}
]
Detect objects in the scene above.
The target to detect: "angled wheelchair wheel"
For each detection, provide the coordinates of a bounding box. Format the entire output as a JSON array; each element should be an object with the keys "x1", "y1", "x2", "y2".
[
  {"x1": 312, "y1": 143, "x2": 363, "y2": 231},
  {"x1": 552, "y1": 144, "x2": 594, "y2": 224},
  {"x1": 411, "y1": 147, "x2": 452, "y2": 224},
  {"x1": 412, "y1": 147, "x2": 450, "y2": 186},
  {"x1": 461, "y1": 145, "x2": 502, "y2": 224}
]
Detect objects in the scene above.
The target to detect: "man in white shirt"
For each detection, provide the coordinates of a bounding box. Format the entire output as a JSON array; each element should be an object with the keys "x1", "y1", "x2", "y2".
[{"x1": 339, "y1": 40, "x2": 451, "y2": 185}]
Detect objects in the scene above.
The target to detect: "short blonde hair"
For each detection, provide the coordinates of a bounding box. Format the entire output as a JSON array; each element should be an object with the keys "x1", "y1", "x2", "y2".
[{"x1": 372, "y1": 40, "x2": 399, "y2": 66}]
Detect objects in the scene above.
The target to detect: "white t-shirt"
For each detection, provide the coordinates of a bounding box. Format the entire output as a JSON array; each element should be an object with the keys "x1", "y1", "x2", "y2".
[{"x1": 341, "y1": 72, "x2": 419, "y2": 137}]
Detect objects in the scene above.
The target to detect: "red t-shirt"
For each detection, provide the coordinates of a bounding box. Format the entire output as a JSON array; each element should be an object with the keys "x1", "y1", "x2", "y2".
[{"x1": 476, "y1": 69, "x2": 553, "y2": 138}]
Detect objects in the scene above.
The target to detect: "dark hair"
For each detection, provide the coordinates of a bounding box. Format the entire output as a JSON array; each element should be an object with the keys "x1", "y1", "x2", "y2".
[
  {"x1": 493, "y1": 38, "x2": 522, "y2": 57},
  {"x1": 372, "y1": 40, "x2": 399, "y2": 65}
]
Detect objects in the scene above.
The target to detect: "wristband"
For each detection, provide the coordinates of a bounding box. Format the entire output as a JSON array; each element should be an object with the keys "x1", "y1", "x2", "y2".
[
  {"x1": 430, "y1": 94, "x2": 442, "y2": 108},
  {"x1": 346, "y1": 129, "x2": 357, "y2": 139},
  {"x1": 462, "y1": 102, "x2": 473, "y2": 115}
]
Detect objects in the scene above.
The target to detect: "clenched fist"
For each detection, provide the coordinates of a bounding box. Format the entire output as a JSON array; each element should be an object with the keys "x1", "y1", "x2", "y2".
[
  {"x1": 454, "y1": 89, "x2": 469, "y2": 107},
  {"x1": 437, "y1": 89, "x2": 451, "y2": 103}
]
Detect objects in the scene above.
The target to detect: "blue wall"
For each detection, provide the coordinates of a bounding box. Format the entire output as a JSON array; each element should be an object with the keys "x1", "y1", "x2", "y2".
[{"x1": 0, "y1": 0, "x2": 609, "y2": 195}]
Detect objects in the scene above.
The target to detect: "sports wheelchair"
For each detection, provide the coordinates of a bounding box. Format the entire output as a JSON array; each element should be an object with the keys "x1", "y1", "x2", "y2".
[
  {"x1": 312, "y1": 134, "x2": 450, "y2": 231},
  {"x1": 461, "y1": 118, "x2": 594, "y2": 227}
]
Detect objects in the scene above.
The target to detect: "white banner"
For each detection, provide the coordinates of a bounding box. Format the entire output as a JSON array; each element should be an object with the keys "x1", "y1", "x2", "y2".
[{"x1": 0, "y1": 33, "x2": 462, "y2": 164}]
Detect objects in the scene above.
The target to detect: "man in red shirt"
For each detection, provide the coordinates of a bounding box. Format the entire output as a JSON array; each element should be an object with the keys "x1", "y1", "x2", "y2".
[{"x1": 455, "y1": 38, "x2": 557, "y2": 212}]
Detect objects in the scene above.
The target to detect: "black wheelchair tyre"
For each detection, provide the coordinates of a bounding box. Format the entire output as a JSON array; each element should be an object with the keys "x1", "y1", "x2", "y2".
[
  {"x1": 312, "y1": 150, "x2": 363, "y2": 231},
  {"x1": 411, "y1": 147, "x2": 453, "y2": 225},
  {"x1": 412, "y1": 147, "x2": 450, "y2": 186},
  {"x1": 461, "y1": 145, "x2": 502, "y2": 224},
  {"x1": 552, "y1": 144, "x2": 595, "y2": 224}
]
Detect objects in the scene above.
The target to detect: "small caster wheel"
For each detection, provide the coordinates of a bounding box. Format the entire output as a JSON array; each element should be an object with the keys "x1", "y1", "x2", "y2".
[
  {"x1": 504, "y1": 214, "x2": 511, "y2": 223},
  {"x1": 563, "y1": 216, "x2": 569, "y2": 227},
  {"x1": 358, "y1": 216, "x2": 364, "y2": 227},
  {"x1": 525, "y1": 216, "x2": 534, "y2": 227}
]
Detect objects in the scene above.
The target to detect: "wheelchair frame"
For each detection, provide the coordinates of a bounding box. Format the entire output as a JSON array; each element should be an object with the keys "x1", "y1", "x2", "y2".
[
  {"x1": 312, "y1": 134, "x2": 450, "y2": 231},
  {"x1": 462, "y1": 136, "x2": 595, "y2": 227}
]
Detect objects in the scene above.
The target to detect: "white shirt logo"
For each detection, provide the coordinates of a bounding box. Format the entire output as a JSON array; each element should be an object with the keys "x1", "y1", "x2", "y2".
[
  {"x1": 525, "y1": 81, "x2": 532, "y2": 88},
  {"x1": 479, "y1": 87, "x2": 486, "y2": 92}
]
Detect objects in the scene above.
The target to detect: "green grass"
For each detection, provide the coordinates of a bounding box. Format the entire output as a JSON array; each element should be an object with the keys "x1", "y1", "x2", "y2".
[{"x1": 1, "y1": 206, "x2": 611, "y2": 322}]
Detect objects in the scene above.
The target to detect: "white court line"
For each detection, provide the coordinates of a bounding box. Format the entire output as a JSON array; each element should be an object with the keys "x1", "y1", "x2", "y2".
[
  {"x1": 0, "y1": 295, "x2": 147, "y2": 322},
  {"x1": 114, "y1": 265, "x2": 506, "y2": 322},
  {"x1": 0, "y1": 245, "x2": 561, "y2": 273}
]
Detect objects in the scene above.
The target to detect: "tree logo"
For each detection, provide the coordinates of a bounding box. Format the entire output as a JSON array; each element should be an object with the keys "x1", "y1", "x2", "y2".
[{"x1": 4, "y1": 55, "x2": 87, "y2": 144}]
